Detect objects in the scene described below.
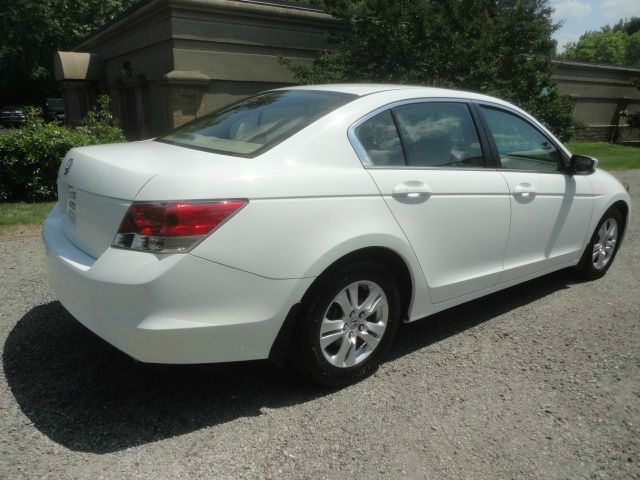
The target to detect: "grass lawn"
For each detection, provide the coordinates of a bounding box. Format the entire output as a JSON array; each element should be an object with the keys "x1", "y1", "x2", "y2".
[
  {"x1": 0, "y1": 202, "x2": 55, "y2": 234},
  {"x1": 565, "y1": 142, "x2": 640, "y2": 171}
]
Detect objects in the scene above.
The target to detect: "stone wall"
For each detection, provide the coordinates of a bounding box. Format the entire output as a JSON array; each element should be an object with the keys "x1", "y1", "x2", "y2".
[
  {"x1": 552, "y1": 61, "x2": 640, "y2": 143},
  {"x1": 573, "y1": 126, "x2": 639, "y2": 143},
  {"x1": 57, "y1": 0, "x2": 335, "y2": 139}
]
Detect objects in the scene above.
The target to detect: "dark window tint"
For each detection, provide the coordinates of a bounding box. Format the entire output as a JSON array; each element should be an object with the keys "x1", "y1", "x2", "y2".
[
  {"x1": 393, "y1": 102, "x2": 483, "y2": 168},
  {"x1": 354, "y1": 110, "x2": 405, "y2": 166},
  {"x1": 480, "y1": 107, "x2": 562, "y2": 172},
  {"x1": 158, "y1": 90, "x2": 356, "y2": 157}
]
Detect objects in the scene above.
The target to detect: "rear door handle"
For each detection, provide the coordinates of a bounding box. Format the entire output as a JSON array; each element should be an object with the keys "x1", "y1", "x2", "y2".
[
  {"x1": 513, "y1": 182, "x2": 536, "y2": 197},
  {"x1": 392, "y1": 181, "x2": 432, "y2": 198}
]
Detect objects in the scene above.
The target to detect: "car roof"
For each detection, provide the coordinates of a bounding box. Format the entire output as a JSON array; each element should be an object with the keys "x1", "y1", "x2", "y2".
[
  {"x1": 279, "y1": 83, "x2": 516, "y2": 108},
  {"x1": 279, "y1": 84, "x2": 412, "y2": 96}
]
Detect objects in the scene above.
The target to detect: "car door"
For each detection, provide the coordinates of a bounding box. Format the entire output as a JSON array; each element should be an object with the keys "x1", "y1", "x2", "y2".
[
  {"x1": 476, "y1": 104, "x2": 594, "y2": 280},
  {"x1": 350, "y1": 100, "x2": 511, "y2": 304}
]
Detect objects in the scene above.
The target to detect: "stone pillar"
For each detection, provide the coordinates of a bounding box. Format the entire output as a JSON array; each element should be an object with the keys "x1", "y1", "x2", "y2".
[
  {"x1": 134, "y1": 76, "x2": 149, "y2": 139},
  {"x1": 609, "y1": 97, "x2": 631, "y2": 143},
  {"x1": 161, "y1": 70, "x2": 210, "y2": 131},
  {"x1": 109, "y1": 79, "x2": 125, "y2": 127}
]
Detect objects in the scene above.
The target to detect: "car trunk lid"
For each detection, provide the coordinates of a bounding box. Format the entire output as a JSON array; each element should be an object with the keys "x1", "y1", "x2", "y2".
[{"x1": 57, "y1": 140, "x2": 238, "y2": 258}]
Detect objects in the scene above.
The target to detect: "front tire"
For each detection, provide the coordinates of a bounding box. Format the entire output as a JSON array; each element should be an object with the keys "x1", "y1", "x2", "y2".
[
  {"x1": 576, "y1": 208, "x2": 623, "y2": 279},
  {"x1": 292, "y1": 261, "x2": 401, "y2": 387}
]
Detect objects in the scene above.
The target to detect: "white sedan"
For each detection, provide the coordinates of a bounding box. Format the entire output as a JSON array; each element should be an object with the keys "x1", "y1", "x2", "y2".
[{"x1": 43, "y1": 84, "x2": 631, "y2": 386}]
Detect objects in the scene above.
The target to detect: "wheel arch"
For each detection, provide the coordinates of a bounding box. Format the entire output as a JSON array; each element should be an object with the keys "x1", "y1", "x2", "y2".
[
  {"x1": 268, "y1": 245, "x2": 420, "y2": 367},
  {"x1": 301, "y1": 246, "x2": 415, "y2": 322},
  {"x1": 610, "y1": 199, "x2": 629, "y2": 240},
  {"x1": 590, "y1": 198, "x2": 631, "y2": 249}
]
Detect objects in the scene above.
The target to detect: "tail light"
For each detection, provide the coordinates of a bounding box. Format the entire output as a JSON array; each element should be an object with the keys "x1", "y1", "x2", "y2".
[{"x1": 113, "y1": 200, "x2": 246, "y2": 253}]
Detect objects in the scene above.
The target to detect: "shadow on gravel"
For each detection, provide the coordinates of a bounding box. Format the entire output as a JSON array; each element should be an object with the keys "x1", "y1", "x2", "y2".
[{"x1": 4, "y1": 268, "x2": 583, "y2": 453}]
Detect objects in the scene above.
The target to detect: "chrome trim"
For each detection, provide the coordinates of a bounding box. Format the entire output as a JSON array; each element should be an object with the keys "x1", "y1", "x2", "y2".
[
  {"x1": 63, "y1": 158, "x2": 74, "y2": 175},
  {"x1": 497, "y1": 168, "x2": 566, "y2": 175},
  {"x1": 366, "y1": 165, "x2": 493, "y2": 172}
]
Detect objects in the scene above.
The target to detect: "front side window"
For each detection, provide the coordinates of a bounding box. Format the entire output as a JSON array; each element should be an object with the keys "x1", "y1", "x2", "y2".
[
  {"x1": 393, "y1": 102, "x2": 484, "y2": 168},
  {"x1": 480, "y1": 106, "x2": 562, "y2": 172},
  {"x1": 158, "y1": 90, "x2": 356, "y2": 157}
]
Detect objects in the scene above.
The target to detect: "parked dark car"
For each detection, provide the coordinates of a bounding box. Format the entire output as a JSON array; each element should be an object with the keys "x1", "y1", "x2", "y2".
[
  {"x1": 46, "y1": 98, "x2": 65, "y2": 123},
  {"x1": 0, "y1": 106, "x2": 25, "y2": 127}
]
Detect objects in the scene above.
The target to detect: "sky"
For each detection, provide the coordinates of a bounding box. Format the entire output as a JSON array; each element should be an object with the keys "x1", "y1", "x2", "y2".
[{"x1": 551, "y1": 0, "x2": 640, "y2": 51}]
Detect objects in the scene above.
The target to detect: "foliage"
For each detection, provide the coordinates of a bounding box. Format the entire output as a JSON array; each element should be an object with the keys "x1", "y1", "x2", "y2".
[
  {"x1": 0, "y1": 97, "x2": 125, "y2": 202},
  {"x1": 626, "y1": 33, "x2": 640, "y2": 67},
  {"x1": 561, "y1": 30, "x2": 628, "y2": 65},
  {"x1": 82, "y1": 95, "x2": 126, "y2": 144},
  {"x1": 286, "y1": 0, "x2": 577, "y2": 140},
  {"x1": 561, "y1": 17, "x2": 640, "y2": 67},
  {"x1": 613, "y1": 17, "x2": 640, "y2": 36},
  {"x1": 0, "y1": 0, "x2": 143, "y2": 106}
]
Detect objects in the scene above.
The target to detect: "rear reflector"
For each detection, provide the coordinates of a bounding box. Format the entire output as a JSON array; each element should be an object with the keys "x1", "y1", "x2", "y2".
[{"x1": 112, "y1": 200, "x2": 246, "y2": 253}]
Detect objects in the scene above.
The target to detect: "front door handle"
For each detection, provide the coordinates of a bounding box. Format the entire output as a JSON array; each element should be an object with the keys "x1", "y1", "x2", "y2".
[
  {"x1": 392, "y1": 181, "x2": 432, "y2": 198},
  {"x1": 513, "y1": 182, "x2": 536, "y2": 197}
]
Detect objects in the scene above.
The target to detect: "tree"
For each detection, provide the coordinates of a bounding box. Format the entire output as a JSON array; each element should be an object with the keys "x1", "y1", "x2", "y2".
[
  {"x1": 287, "y1": 0, "x2": 577, "y2": 140},
  {"x1": 625, "y1": 32, "x2": 640, "y2": 66},
  {"x1": 0, "y1": 0, "x2": 142, "y2": 107},
  {"x1": 561, "y1": 17, "x2": 640, "y2": 67},
  {"x1": 562, "y1": 30, "x2": 628, "y2": 65},
  {"x1": 614, "y1": 17, "x2": 640, "y2": 36}
]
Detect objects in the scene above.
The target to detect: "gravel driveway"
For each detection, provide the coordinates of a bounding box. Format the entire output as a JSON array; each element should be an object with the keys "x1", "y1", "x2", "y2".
[{"x1": 1, "y1": 171, "x2": 639, "y2": 480}]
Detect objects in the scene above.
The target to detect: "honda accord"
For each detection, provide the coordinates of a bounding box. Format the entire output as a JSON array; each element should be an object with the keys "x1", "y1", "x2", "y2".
[{"x1": 43, "y1": 85, "x2": 631, "y2": 385}]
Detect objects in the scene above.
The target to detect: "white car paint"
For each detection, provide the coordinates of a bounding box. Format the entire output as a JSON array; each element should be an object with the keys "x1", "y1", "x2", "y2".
[
  {"x1": 43, "y1": 84, "x2": 631, "y2": 365},
  {"x1": 367, "y1": 168, "x2": 510, "y2": 304},
  {"x1": 498, "y1": 171, "x2": 593, "y2": 279}
]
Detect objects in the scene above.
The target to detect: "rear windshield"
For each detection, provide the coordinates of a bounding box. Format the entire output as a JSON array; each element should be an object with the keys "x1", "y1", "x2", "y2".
[{"x1": 157, "y1": 90, "x2": 357, "y2": 157}]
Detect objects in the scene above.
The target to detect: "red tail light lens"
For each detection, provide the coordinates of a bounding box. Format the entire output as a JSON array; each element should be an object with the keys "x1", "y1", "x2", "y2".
[{"x1": 113, "y1": 200, "x2": 246, "y2": 253}]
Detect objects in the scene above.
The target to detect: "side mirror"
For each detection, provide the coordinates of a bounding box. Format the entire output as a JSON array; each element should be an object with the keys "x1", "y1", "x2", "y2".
[{"x1": 568, "y1": 154, "x2": 598, "y2": 175}]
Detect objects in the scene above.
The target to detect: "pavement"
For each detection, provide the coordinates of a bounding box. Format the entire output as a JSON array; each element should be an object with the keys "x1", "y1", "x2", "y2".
[{"x1": 1, "y1": 171, "x2": 639, "y2": 479}]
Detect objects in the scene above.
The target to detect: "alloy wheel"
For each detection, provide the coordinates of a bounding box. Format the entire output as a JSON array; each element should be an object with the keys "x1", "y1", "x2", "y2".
[
  {"x1": 319, "y1": 281, "x2": 388, "y2": 368},
  {"x1": 592, "y1": 217, "x2": 618, "y2": 270}
]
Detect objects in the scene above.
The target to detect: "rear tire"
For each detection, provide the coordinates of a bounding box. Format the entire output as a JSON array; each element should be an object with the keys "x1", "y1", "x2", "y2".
[
  {"x1": 576, "y1": 208, "x2": 623, "y2": 280},
  {"x1": 292, "y1": 261, "x2": 401, "y2": 387}
]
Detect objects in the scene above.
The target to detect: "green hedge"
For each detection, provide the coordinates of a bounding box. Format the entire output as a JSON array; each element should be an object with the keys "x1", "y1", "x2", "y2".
[{"x1": 0, "y1": 96, "x2": 125, "y2": 202}]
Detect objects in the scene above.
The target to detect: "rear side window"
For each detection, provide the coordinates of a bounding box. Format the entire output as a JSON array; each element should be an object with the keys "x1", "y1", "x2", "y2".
[
  {"x1": 480, "y1": 106, "x2": 562, "y2": 172},
  {"x1": 393, "y1": 102, "x2": 483, "y2": 168},
  {"x1": 354, "y1": 110, "x2": 405, "y2": 166},
  {"x1": 158, "y1": 90, "x2": 356, "y2": 157}
]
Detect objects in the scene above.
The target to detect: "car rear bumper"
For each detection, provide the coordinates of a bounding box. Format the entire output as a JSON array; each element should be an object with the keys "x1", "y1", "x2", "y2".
[{"x1": 42, "y1": 204, "x2": 313, "y2": 364}]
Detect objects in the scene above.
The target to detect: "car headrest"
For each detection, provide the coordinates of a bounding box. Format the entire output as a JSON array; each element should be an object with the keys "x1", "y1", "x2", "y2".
[{"x1": 408, "y1": 133, "x2": 452, "y2": 167}]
